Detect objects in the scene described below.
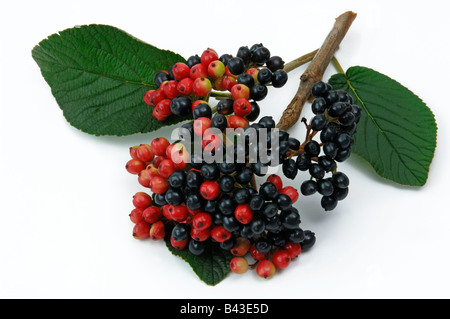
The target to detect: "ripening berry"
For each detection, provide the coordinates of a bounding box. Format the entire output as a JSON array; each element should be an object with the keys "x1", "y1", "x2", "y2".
[
  {"x1": 142, "y1": 206, "x2": 162, "y2": 224},
  {"x1": 149, "y1": 89, "x2": 166, "y2": 106},
  {"x1": 129, "y1": 208, "x2": 144, "y2": 224},
  {"x1": 222, "y1": 76, "x2": 237, "y2": 91},
  {"x1": 234, "y1": 204, "x2": 254, "y2": 224},
  {"x1": 151, "y1": 137, "x2": 171, "y2": 156},
  {"x1": 149, "y1": 175, "x2": 169, "y2": 194},
  {"x1": 138, "y1": 169, "x2": 152, "y2": 188},
  {"x1": 200, "y1": 181, "x2": 220, "y2": 201},
  {"x1": 230, "y1": 237, "x2": 251, "y2": 256},
  {"x1": 208, "y1": 60, "x2": 226, "y2": 78},
  {"x1": 283, "y1": 242, "x2": 302, "y2": 259},
  {"x1": 168, "y1": 205, "x2": 188, "y2": 222},
  {"x1": 230, "y1": 257, "x2": 249, "y2": 274},
  {"x1": 266, "y1": 174, "x2": 283, "y2": 192},
  {"x1": 136, "y1": 144, "x2": 154, "y2": 163},
  {"x1": 132, "y1": 192, "x2": 152, "y2": 209},
  {"x1": 129, "y1": 145, "x2": 139, "y2": 159},
  {"x1": 143, "y1": 89, "x2": 156, "y2": 106},
  {"x1": 152, "y1": 107, "x2": 169, "y2": 121},
  {"x1": 228, "y1": 115, "x2": 248, "y2": 129},
  {"x1": 155, "y1": 99, "x2": 173, "y2": 117},
  {"x1": 272, "y1": 250, "x2": 291, "y2": 269},
  {"x1": 125, "y1": 159, "x2": 146, "y2": 175},
  {"x1": 193, "y1": 117, "x2": 212, "y2": 136},
  {"x1": 202, "y1": 131, "x2": 222, "y2": 153},
  {"x1": 192, "y1": 212, "x2": 212, "y2": 231},
  {"x1": 163, "y1": 80, "x2": 180, "y2": 99},
  {"x1": 211, "y1": 225, "x2": 232, "y2": 243},
  {"x1": 192, "y1": 77, "x2": 212, "y2": 97},
  {"x1": 172, "y1": 62, "x2": 190, "y2": 81},
  {"x1": 157, "y1": 159, "x2": 175, "y2": 179},
  {"x1": 170, "y1": 236, "x2": 189, "y2": 250},
  {"x1": 246, "y1": 68, "x2": 259, "y2": 83},
  {"x1": 201, "y1": 48, "x2": 219, "y2": 68},
  {"x1": 213, "y1": 76, "x2": 227, "y2": 91},
  {"x1": 190, "y1": 63, "x2": 209, "y2": 80},
  {"x1": 281, "y1": 186, "x2": 299, "y2": 204},
  {"x1": 231, "y1": 84, "x2": 250, "y2": 100},
  {"x1": 177, "y1": 77, "x2": 194, "y2": 95},
  {"x1": 132, "y1": 221, "x2": 151, "y2": 240},
  {"x1": 191, "y1": 227, "x2": 211, "y2": 242},
  {"x1": 256, "y1": 260, "x2": 276, "y2": 279},
  {"x1": 249, "y1": 243, "x2": 268, "y2": 261},
  {"x1": 150, "y1": 221, "x2": 165, "y2": 241}
]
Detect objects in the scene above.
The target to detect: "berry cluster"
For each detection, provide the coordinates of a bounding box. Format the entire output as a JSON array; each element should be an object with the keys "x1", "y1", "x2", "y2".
[
  {"x1": 279, "y1": 81, "x2": 362, "y2": 211},
  {"x1": 126, "y1": 123, "x2": 317, "y2": 278},
  {"x1": 143, "y1": 45, "x2": 288, "y2": 124}
]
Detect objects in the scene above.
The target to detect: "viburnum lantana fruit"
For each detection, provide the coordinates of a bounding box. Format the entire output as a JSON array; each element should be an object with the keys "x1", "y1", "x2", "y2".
[{"x1": 126, "y1": 44, "x2": 361, "y2": 280}]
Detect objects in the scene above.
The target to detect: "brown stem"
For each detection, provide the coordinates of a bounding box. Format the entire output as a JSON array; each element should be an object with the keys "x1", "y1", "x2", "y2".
[
  {"x1": 276, "y1": 11, "x2": 357, "y2": 131},
  {"x1": 284, "y1": 49, "x2": 319, "y2": 73}
]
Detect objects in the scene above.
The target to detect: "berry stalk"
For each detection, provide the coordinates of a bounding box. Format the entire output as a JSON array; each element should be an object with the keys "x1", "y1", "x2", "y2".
[{"x1": 277, "y1": 11, "x2": 357, "y2": 131}]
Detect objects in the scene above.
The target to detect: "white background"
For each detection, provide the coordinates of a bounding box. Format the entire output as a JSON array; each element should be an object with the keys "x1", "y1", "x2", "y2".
[{"x1": 1, "y1": 0, "x2": 449, "y2": 299}]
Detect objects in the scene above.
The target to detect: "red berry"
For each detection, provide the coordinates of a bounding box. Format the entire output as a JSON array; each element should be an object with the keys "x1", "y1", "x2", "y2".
[
  {"x1": 200, "y1": 181, "x2": 220, "y2": 200},
  {"x1": 152, "y1": 107, "x2": 169, "y2": 121},
  {"x1": 249, "y1": 243, "x2": 268, "y2": 261},
  {"x1": 129, "y1": 145, "x2": 139, "y2": 159},
  {"x1": 213, "y1": 76, "x2": 227, "y2": 91},
  {"x1": 223, "y1": 76, "x2": 237, "y2": 91},
  {"x1": 208, "y1": 60, "x2": 226, "y2": 78},
  {"x1": 151, "y1": 137, "x2": 171, "y2": 156},
  {"x1": 138, "y1": 169, "x2": 152, "y2": 187},
  {"x1": 228, "y1": 115, "x2": 249, "y2": 129},
  {"x1": 142, "y1": 206, "x2": 162, "y2": 224},
  {"x1": 172, "y1": 62, "x2": 190, "y2": 81},
  {"x1": 168, "y1": 205, "x2": 188, "y2": 222},
  {"x1": 246, "y1": 68, "x2": 259, "y2": 83},
  {"x1": 177, "y1": 77, "x2": 194, "y2": 95},
  {"x1": 193, "y1": 117, "x2": 212, "y2": 136},
  {"x1": 152, "y1": 156, "x2": 167, "y2": 168},
  {"x1": 272, "y1": 250, "x2": 291, "y2": 269},
  {"x1": 202, "y1": 132, "x2": 222, "y2": 153},
  {"x1": 192, "y1": 77, "x2": 212, "y2": 97},
  {"x1": 157, "y1": 159, "x2": 175, "y2": 179},
  {"x1": 129, "y1": 208, "x2": 144, "y2": 224},
  {"x1": 210, "y1": 225, "x2": 232, "y2": 243},
  {"x1": 132, "y1": 192, "x2": 152, "y2": 209},
  {"x1": 150, "y1": 221, "x2": 165, "y2": 241},
  {"x1": 167, "y1": 143, "x2": 189, "y2": 168},
  {"x1": 126, "y1": 159, "x2": 146, "y2": 175},
  {"x1": 230, "y1": 237, "x2": 251, "y2": 256},
  {"x1": 191, "y1": 227, "x2": 211, "y2": 242},
  {"x1": 256, "y1": 260, "x2": 276, "y2": 279},
  {"x1": 155, "y1": 99, "x2": 173, "y2": 117},
  {"x1": 150, "y1": 89, "x2": 166, "y2": 105},
  {"x1": 231, "y1": 84, "x2": 250, "y2": 100},
  {"x1": 233, "y1": 98, "x2": 252, "y2": 117},
  {"x1": 234, "y1": 204, "x2": 254, "y2": 224},
  {"x1": 132, "y1": 221, "x2": 150, "y2": 240},
  {"x1": 149, "y1": 175, "x2": 169, "y2": 194},
  {"x1": 171, "y1": 236, "x2": 189, "y2": 250},
  {"x1": 190, "y1": 63, "x2": 208, "y2": 80},
  {"x1": 281, "y1": 186, "x2": 299, "y2": 204},
  {"x1": 192, "y1": 212, "x2": 212, "y2": 231},
  {"x1": 144, "y1": 89, "x2": 156, "y2": 106},
  {"x1": 230, "y1": 257, "x2": 249, "y2": 274},
  {"x1": 162, "y1": 204, "x2": 173, "y2": 220},
  {"x1": 136, "y1": 144, "x2": 154, "y2": 163},
  {"x1": 267, "y1": 174, "x2": 283, "y2": 192},
  {"x1": 146, "y1": 163, "x2": 159, "y2": 179},
  {"x1": 283, "y1": 242, "x2": 302, "y2": 259},
  {"x1": 163, "y1": 80, "x2": 180, "y2": 99},
  {"x1": 201, "y1": 48, "x2": 219, "y2": 68}
]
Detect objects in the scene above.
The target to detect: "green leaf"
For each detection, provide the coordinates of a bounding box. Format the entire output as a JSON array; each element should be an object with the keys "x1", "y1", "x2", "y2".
[
  {"x1": 329, "y1": 66, "x2": 437, "y2": 186},
  {"x1": 32, "y1": 24, "x2": 187, "y2": 136},
  {"x1": 165, "y1": 235, "x2": 233, "y2": 286}
]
